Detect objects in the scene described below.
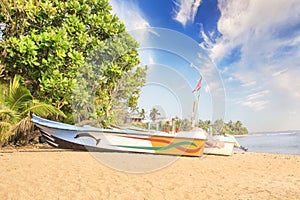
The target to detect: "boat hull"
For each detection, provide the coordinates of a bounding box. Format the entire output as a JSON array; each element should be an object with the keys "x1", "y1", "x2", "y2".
[
  {"x1": 204, "y1": 142, "x2": 235, "y2": 156},
  {"x1": 32, "y1": 115, "x2": 206, "y2": 157},
  {"x1": 204, "y1": 135, "x2": 240, "y2": 156}
]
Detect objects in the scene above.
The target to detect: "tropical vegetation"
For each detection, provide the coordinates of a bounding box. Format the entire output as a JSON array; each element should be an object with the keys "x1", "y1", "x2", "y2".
[
  {"x1": 128, "y1": 107, "x2": 248, "y2": 135},
  {"x1": 0, "y1": 0, "x2": 147, "y2": 146},
  {"x1": 196, "y1": 119, "x2": 248, "y2": 135},
  {"x1": 0, "y1": 75, "x2": 65, "y2": 146},
  {"x1": 149, "y1": 107, "x2": 160, "y2": 122},
  {"x1": 0, "y1": 0, "x2": 248, "y2": 147},
  {"x1": 0, "y1": 0, "x2": 146, "y2": 122}
]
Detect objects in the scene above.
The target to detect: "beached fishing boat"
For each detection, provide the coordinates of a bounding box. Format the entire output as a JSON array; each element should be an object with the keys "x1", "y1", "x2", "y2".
[
  {"x1": 31, "y1": 115, "x2": 207, "y2": 157},
  {"x1": 204, "y1": 135, "x2": 246, "y2": 156}
]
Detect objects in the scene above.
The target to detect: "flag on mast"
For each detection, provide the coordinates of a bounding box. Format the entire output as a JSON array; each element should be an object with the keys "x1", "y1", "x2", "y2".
[{"x1": 192, "y1": 76, "x2": 202, "y2": 93}]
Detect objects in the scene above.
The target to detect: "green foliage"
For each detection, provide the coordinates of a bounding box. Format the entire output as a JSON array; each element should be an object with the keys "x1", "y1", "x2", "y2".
[
  {"x1": 212, "y1": 119, "x2": 224, "y2": 135},
  {"x1": 196, "y1": 119, "x2": 248, "y2": 135},
  {"x1": 150, "y1": 107, "x2": 160, "y2": 122},
  {"x1": 0, "y1": 0, "x2": 143, "y2": 124},
  {"x1": 72, "y1": 32, "x2": 144, "y2": 126},
  {"x1": 139, "y1": 108, "x2": 146, "y2": 120},
  {"x1": 0, "y1": 75, "x2": 65, "y2": 146},
  {"x1": 196, "y1": 119, "x2": 211, "y2": 132},
  {"x1": 178, "y1": 119, "x2": 192, "y2": 131},
  {"x1": 112, "y1": 65, "x2": 147, "y2": 123}
]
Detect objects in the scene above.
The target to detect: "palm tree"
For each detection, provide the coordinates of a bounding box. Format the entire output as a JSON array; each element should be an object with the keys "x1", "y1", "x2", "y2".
[
  {"x1": 234, "y1": 120, "x2": 242, "y2": 134},
  {"x1": 212, "y1": 119, "x2": 224, "y2": 135},
  {"x1": 0, "y1": 75, "x2": 66, "y2": 145},
  {"x1": 149, "y1": 107, "x2": 160, "y2": 122},
  {"x1": 139, "y1": 108, "x2": 146, "y2": 120},
  {"x1": 197, "y1": 119, "x2": 211, "y2": 132},
  {"x1": 221, "y1": 123, "x2": 231, "y2": 135}
]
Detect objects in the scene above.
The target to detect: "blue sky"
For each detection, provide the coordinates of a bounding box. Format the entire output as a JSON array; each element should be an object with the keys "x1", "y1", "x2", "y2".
[{"x1": 109, "y1": 0, "x2": 300, "y2": 132}]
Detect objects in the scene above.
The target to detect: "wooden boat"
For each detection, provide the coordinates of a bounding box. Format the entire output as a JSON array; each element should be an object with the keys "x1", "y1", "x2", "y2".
[
  {"x1": 31, "y1": 115, "x2": 207, "y2": 157},
  {"x1": 203, "y1": 135, "x2": 244, "y2": 156}
]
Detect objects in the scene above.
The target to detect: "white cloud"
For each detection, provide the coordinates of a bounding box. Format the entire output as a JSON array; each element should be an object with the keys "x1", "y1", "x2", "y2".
[
  {"x1": 242, "y1": 100, "x2": 269, "y2": 111},
  {"x1": 226, "y1": 76, "x2": 233, "y2": 82},
  {"x1": 173, "y1": 0, "x2": 202, "y2": 26},
  {"x1": 199, "y1": 24, "x2": 214, "y2": 49},
  {"x1": 200, "y1": 0, "x2": 300, "y2": 131},
  {"x1": 210, "y1": 0, "x2": 300, "y2": 63},
  {"x1": 233, "y1": 90, "x2": 271, "y2": 111},
  {"x1": 269, "y1": 67, "x2": 300, "y2": 99},
  {"x1": 198, "y1": 58, "x2": 224, "y2": 94},
  {"x1": 207, "y1": 0, "x2": 300, "y2": 111},
  {"x1": 109, "y1": 0, "x2": 156, "y2": 47},
  {"x1": 241, "y1": 81, "x2": 256, "y2": 88},
  {"x1": 109, "y1": 0, "x2": 150, "y2": 30},
  {"x1": 246, "y1": 90, "x2": 270, "y2": 101},
  {"x1": 272, "y1": 68, "x2": 288, "y2": 77}
]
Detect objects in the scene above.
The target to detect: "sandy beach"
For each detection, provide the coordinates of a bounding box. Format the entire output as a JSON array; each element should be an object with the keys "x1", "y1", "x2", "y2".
[{"x1": 0, "y1": 148, "x2": 299, "y2": 200}]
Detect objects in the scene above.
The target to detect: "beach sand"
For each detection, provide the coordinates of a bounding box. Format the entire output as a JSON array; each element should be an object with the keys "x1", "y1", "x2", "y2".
[{"x1": 0, "y1": 148, "x2": 299, "y2": 199}]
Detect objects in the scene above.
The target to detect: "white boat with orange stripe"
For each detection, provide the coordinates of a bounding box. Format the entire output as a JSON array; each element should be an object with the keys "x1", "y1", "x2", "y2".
[{"x1": 31, "y1": 115, "x2": 207, "y2": 157}]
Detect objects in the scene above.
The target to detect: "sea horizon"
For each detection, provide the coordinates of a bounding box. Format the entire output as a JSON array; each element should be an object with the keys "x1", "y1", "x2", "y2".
[
  {"x1": 249, "y1": 129, "x2": 300, "y2": 135},
  {"x1": 236, "y1": 130, "x2": 300, "y2": 155}
]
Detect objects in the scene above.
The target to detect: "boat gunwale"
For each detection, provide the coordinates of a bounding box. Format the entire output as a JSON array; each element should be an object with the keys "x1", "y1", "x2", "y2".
[
  {"x1": 34, "y1": 123, "x2": 207, "y2": 141},
  {"x1": 31, "y1": 114, "x2": 207, "y2": 140}
]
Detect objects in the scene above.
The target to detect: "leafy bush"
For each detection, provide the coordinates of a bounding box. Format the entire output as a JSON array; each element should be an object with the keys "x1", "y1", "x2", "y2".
[{"x1": 0, "y1": 0, "x2": 144, "y2": 125}]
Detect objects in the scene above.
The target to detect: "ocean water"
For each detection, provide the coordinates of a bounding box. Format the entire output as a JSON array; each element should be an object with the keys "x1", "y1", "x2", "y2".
[{"x1": 235, "y1": 131, "x2": 300, "y2": 155}]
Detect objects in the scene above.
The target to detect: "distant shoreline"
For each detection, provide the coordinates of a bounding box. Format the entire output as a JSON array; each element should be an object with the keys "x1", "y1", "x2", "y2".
[{"x1": 249, "y1": 130, "x2": 300, "y2": 135}]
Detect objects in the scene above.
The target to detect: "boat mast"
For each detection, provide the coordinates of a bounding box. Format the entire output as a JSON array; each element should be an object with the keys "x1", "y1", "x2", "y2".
[
  {"x1": 191, "y1": 91, "x2": 200, "y2": 129},
  {"x1": 191, "y1": 76, "x2": 202, "y2": 129}
]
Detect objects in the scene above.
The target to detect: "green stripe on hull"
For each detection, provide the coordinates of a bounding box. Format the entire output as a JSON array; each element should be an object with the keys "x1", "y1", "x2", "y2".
[{"x1": 113, "y1": 141, "x2": 197, "y2": 151}]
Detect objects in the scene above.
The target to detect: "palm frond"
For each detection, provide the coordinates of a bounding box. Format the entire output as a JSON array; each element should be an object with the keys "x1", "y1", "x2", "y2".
[
  {"x1": 6, "y1": 76, "x2": 32, "y2": 111},
  {"x1": 0, "y1": 108, "x2": 14, "y2": 115},
  {"x1": 10, "y1": 88, "x2": 32, "y2": 111},
  {"x1": 0, "y1": 108, "x2": 20, "y2": 122},
  {"x1": 0, "y1": 121, "x2": 12, "y2": 128},
  {"x1": 22, "y1": 100, "x2": 66, "y2": 118},
  {"x1": 0, "y1": 75, "x2": 66, "y2": 145},
  {"x1": 0, "y1": 121, "x2": 13, "y2": 142},
  {"x1": 0, "y1": 83, "x2": 7, "y2": 102},
  {"x1": 0, "y1": 64, "x2": 4, "y2": 78},
  {"x1": 10, "y1": 116, "x2": 36, "y2": 145},
  {"x1": 11, "y1": 116, "x2": 32, "y2": 135},
  {"x1": 10, "y1": 74, "x2": 21, "y2": 93}
]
